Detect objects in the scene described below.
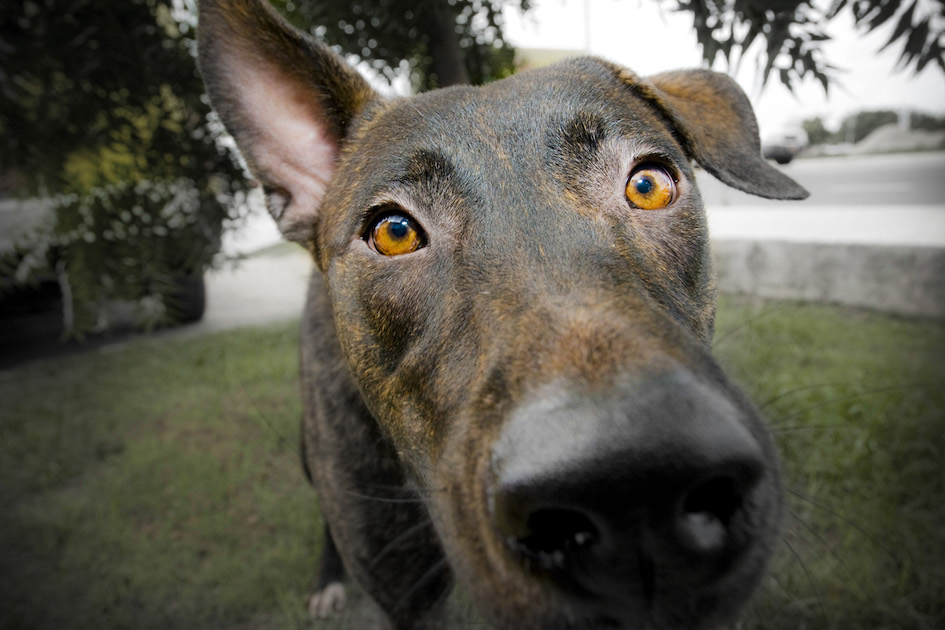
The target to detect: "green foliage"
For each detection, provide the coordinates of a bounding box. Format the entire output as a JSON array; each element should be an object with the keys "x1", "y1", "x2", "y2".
[
  {"x1": 0, "y1": 0, "x2": 527, "y2": 337},
  {"x1": 269, "y1": 0, "x2": 529, "y2": 90},
  {"x1": 802, "y1": 116, "x2": 834, "y2": 145},
  {"x1": 48, "y1": 180, "x2": 223, "y2": 332},
  {"x1": 801, "y1": 108, "x2": 943, "y2": 145},
  {"x1": 910, "y1": 110, "x2": 945, "y2": 130},
  {"x1": 863, "y1": 0, "x2": 945, "y2": 73},
  {"x1": 0, "y1": 0, "x2": 249, "y2": 336},
  {"x1": 666, "y1": 0, "x2": 944, "y2": 91},
  {"x1": 839, "y1": 109, "x2": 899, "y2": 143},
  {"x1": 0, "y1": 1, "x2": 236, "y2": 191}
]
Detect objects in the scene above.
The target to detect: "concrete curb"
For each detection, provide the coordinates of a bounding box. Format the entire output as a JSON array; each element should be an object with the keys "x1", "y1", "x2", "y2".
[{"x1": 712, "y1": 239, "x2": 945, "y2": 318}]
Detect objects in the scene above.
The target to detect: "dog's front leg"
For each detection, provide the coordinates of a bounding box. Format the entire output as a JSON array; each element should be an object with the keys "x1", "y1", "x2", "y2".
[
  {"x1": 300, "y1": 274, "x2": 453, "y2": 629},
  {"x1": 306, "y1": 523, "x2": 346, "y2": 617}
]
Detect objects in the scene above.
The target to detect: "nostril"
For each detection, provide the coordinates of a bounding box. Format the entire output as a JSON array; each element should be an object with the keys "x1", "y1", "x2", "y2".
[
  {"x1": 678, "y1": 476, "x2": 742, "y2": 553},
  {"x1": 505, "y1": 508, "x2": 599, "y2": 571}
]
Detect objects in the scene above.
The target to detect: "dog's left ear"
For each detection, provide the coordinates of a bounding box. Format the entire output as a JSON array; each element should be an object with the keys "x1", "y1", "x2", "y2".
[
  {"x1": 197, "y1": 0, "x2": 378, "y2": 244},
  {"x1": 623, "y1": 68, "x2": 808, "y2": 200}
]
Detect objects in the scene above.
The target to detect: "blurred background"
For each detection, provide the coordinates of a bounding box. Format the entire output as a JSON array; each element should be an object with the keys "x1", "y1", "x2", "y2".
[
  {"x1": 1, "y1": 3, "x2": 943, "y2": 629},
  {"x1": 1, "y1": 0, "x2": 942, "y2": 354}
]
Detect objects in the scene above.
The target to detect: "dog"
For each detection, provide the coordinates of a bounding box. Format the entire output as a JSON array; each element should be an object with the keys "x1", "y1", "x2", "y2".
[{"x1": 197, "y1": 1, "x2": 808, "y2": 628}]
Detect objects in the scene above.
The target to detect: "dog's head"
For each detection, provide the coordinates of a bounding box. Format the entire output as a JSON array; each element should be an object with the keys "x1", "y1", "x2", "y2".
[{"x1": 198, "y1": 1, "x2": 806, "y2": 627}]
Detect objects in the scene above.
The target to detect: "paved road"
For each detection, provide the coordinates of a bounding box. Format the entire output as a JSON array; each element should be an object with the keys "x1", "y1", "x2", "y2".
[{"x1": 698, "y1": 151, "x2": 945, "y2": 207}]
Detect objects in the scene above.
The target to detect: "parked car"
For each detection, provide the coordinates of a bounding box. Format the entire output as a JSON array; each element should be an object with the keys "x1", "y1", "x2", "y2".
[{"x1": 762, "y1": 127, "x2": 809, "y2": 164}]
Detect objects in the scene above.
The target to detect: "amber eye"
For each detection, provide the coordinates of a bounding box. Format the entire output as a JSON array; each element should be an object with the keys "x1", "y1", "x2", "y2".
[
  {"x1": 625, "y1": 165, "x2": 677, "y2": 210},
  {"x1": 367, "y1": 212, "x2": 425, "y2": 256}
]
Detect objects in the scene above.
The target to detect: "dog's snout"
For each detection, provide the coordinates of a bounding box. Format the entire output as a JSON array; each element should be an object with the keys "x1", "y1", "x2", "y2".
[
  {"x1": 488, "y1": 370, "x2": 773, "y2": 611},
  {"x1": 677, "y1": 473, "x2": 752, "y2": 554}
]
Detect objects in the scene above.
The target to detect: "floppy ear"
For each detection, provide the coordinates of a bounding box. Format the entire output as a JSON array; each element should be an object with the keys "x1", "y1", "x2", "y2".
[
  {"x1": 617, "y1": 67, "x2": 808, "y2": 200},
  {"x1": 197, "y1": 0, "x2": 377, "y2": 244}
]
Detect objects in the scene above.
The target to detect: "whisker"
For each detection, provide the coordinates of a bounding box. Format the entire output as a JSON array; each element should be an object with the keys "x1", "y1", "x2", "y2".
[
  {"x1": 338, "y1": 482, "x2": 446, "y2": 504},
  {"x1": 786, "y1": 509, "x2": 858, "y2": 586},
  {"x1": 781, "y1": 536, "x2": 829, "y2": 627},
  {"x1": 785, "y1": 487, "x2": 899, "y2": 566},
  {"x1": 770, "y1": 383, "x2": 933, "y2": 427},
  {"x1": 368, "y1": 519, "x2": 438, "y2": 570},
  {"x1": 772, "y1": 423, "x2": 862, "y2": 434},
  {"x1": 759, "y1": 381, "x2": 856, "y2": 410},
  {"x1": 245, "y1": 394, "x2": 290, "y2": 444},
  {"x1": 712, "y1": 301, "x2": 793, "y2": 348},
  {"x1": 339, "y1": 488, "x2": 425, "y2": 504},
  {"x1": 390, "y1": 558, "x2": 451, "y2": 615}
]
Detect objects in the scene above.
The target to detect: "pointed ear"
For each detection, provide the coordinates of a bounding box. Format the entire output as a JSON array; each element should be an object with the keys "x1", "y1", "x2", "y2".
[
  {"x1": 616, "y1": 67, "x2": 808, "y2": 200},
  {"x1": 197, "y1": 0, "x2": 377, "y2": 244}
]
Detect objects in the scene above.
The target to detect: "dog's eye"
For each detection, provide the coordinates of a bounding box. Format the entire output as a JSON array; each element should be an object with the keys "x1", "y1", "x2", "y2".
[
  {"x1": 366, "y1": 212, "x2": 426, "y2": 256},
  {"x1": 626, "y1": 165, "x2": 677, "y2": 210}
]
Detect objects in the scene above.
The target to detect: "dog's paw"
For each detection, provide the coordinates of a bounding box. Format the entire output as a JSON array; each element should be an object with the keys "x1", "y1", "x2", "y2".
[{"x1": 307, "y1": 582, "x2": 347, "y2": 618}]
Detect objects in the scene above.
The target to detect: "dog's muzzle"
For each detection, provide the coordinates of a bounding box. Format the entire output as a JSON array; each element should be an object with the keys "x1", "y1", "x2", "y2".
[{"x1": 486, "y1": 368, "x2": 777, "y2": 624}]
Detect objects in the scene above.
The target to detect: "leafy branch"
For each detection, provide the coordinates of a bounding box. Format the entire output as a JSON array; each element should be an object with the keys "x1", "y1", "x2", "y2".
[{"x1": 667, "y1": 0, "x2": 944, "y2": 91}]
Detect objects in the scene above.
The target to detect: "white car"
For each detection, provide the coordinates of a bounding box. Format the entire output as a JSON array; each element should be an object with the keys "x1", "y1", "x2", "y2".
[{"x1": 762, "y1": 128, "x2": 809, "y2": 164}]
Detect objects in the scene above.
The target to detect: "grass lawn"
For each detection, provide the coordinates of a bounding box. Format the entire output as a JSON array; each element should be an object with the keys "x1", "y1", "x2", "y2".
[{"x1": 1, "y1": 296, "x2": 942, "y2": 629}]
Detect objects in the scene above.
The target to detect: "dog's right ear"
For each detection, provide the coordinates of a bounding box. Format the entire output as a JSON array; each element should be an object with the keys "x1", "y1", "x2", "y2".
[{"x1": 197, "y1": 0, "x2": 377, "y2": 245}]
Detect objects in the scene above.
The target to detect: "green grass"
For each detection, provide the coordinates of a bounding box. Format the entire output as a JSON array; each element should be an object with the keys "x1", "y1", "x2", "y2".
[
  {"x1": 0, "y1": 324, "x2": 316, "y2": 630},
  {"x1": 0, "y1": 297, "x2": 942, "y2": 629},
  {"x1": 713, "y1": 297, "x2": 945, "y2": 629}
]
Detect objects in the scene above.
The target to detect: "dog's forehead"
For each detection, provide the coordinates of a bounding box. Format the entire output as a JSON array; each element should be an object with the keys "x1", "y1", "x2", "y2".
[
  {"x1": 359, "y1": 59, "x2": 675, "y2": 161},
  {"x1": 320, "y1": 59, "x2": 689, "y2": 258},
  {"x1": 331, "y1": 59, "x2": 684, "y2": 217}
]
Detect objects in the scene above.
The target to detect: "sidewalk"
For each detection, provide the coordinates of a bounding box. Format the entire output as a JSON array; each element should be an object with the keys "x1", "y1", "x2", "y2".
[
  {"x1": 707, "y1": 205, "x2": 945, "y2": 248},
  {"x1": 181, "y1": 248, "x2": 312, "y2": 337}
]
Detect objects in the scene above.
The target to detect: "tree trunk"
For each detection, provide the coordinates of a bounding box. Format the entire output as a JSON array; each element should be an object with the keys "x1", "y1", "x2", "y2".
[{"x1": 425, "y1": 2, "x2": 469, "y2": 88}]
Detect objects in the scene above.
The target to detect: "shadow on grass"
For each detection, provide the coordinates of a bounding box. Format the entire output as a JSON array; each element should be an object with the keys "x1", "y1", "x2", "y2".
[{"x1": 0, "y1": 297, "x2": 943, "y2": 629}]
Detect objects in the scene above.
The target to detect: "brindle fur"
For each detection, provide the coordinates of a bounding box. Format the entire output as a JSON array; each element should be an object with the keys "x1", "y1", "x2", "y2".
[{"x1": 197, "y1": 1, "x2": 808, "y2": 628}]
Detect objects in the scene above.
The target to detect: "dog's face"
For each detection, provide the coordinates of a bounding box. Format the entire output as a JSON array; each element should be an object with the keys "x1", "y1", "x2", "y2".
[
  {"x1": 321, "y1": 70, "x2": 780, "y2": 628},
  {"x1": 198, "y1": 1, "x2": 807, "y2": 627},
  {"x1": 322, "y1": 63, "x2": 718, "y2": 458}
]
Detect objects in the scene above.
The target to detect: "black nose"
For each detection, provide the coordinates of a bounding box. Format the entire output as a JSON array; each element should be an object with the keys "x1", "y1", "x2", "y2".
[{"x1": 489, "y1": 370, "x2": 773, "y2": 606}]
